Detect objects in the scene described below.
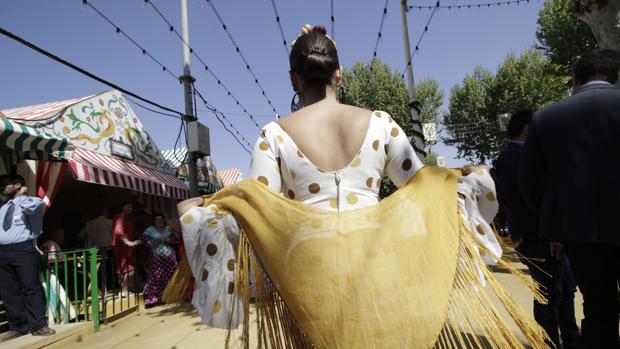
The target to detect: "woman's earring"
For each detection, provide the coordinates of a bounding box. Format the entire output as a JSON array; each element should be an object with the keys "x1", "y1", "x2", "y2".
[
  {"x1": 337, "y1": 85, "x2": 346, "y2": 104},
  {"x1": 291, "y1": 92, "x2": 304, "y2": 112}
]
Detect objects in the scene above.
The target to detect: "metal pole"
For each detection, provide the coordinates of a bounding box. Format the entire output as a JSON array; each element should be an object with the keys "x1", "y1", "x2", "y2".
[
  {"x1": 400, "y1": 0, "x2": 426, "y2": 159},
  {"x1": 181, "y1": 0, "x2": 199, "y2": 197}
]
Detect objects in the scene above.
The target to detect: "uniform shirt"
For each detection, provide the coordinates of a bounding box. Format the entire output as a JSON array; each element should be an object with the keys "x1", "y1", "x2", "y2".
[{"x1": 0, "y1": 196, "x2": 45, "y2": 245}]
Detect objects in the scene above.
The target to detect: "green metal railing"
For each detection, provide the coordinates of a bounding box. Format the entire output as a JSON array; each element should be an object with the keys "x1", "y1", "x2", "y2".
[
  {"x1": 43, "y1": 248, "x2": 100, "y2": 332},
  {"x1": 0, "y1": 245, "x2": 139, "y2": 334}
]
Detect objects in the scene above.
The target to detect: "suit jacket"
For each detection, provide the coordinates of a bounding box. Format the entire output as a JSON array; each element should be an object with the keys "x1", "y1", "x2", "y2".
[
  {"x1": 493, "y1": 142, "x2": 538, "y2": 243},
  {"x1": 519, "y1": 82, "x2": 620, "y2": 245}
]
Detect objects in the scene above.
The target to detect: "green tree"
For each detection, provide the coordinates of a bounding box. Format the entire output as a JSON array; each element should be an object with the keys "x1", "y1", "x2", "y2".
[
  {"x1": 342, "y1": 59, "x2": 444, "y2": 197},
  {"x1": 342, "y1": 58, "x2": 414, "y2": 136},
  {"x1": 444, "y1": 49, "x2": 568, "y2": 163},
  {"x1": 536, "y1": 0, "x2": 598, "y2": 73},
  {"x1": 415, "y1": 78, "x2": 444, "y2": 125},
  {"x1": 425, "y1": 152, "x2": 439, "y2": 166}
]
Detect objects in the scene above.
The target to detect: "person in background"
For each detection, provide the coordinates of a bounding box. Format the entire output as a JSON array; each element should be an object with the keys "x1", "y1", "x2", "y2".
[
  {"x1": 494, "y1": 110, "x2": 580, "y2": 349},
  {"x1": 520, "y1": 49, "x2": 620, "y2": 349},
  {"x1": 142, "y1": 213, "x2": 178, "y2": 307},
  {"x1": 113, "y1": 203, "x2": 141, "y2": 297},
  {"x1": 40, "y1": 228, "x2": 65, "y2": 262},
  {"x1": 79, "y1": 209, "x2": 113, "y2": 248},
  {"x1": 0, "y1": 175, "x2": 55, "y2": 342}
]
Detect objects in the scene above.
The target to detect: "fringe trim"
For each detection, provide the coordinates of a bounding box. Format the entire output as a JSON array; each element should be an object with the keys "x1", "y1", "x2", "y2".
[
  {"x1": 226, "y1": 220, "x2": 551, "y2": 349},
  {"x1": 227, "y1": 232, "x2": 313, "y2": 349},
  {"x1": 162, "y1": 253, "x2": 194, "y2": 304}
]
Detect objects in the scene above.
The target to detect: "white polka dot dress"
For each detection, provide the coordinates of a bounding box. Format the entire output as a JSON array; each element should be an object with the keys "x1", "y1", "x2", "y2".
[
  {"x1": 248, "y1": 111, "x2": 424, "y2": 211},
  {"x1": 180, "y1": 110, "x2": 503, "y2": 328}
]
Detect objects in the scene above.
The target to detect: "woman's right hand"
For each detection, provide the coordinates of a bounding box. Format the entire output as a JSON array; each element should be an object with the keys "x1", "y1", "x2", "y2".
[{"x1": 177, "y1": 197, "x2": 203, "y2": 216}]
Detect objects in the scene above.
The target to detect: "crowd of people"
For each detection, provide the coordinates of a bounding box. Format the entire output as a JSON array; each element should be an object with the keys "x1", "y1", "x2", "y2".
[{"x1": 0, "y1": 176, "x2": 181, "y2": 342}]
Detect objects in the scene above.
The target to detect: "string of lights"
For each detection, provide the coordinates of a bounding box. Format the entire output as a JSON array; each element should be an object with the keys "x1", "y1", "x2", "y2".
[
  {"x1": 372, "y1": 0, "x2": 390, "y2": 60},
  {"x1": 268, "y1": 0, "x2": 290, "y2": 59},
  {"x1": 193, "y1": 87, "x2": 253, "y2": 155},
  {"x1": 408, "y1": 0, "x2": 530, "y2": 10},
  {"x1": 87, "y1": 1, "x2": 256, "y2": 156},
  {"x1": 83, "y1": 0, "x2": 179, "y2": 81},
  {"x1": 0, "y1": 26, "x2": 186, "y2": 119},
  {"x1": 330, "y1": 0, "x2": 335, "y2": 40},
  {"x1": 196, "y1": 109, "x2": 276, "y2": 118},
  {"x1": 145, "y1": 0, "x2": 262, "y2": 130},
  {"x1": 401, "y1": 1, "x2": 440, "y2": 78},
  {"x1": 202, "y1": 0, "x2": 279, "y2": 116}
]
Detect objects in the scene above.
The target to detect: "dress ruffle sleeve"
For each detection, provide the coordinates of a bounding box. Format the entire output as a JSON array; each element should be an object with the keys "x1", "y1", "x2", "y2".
[
  {"x1": 180, "y1": 205, "x2": 243, "y2": 328},
  {"x1": 457, "y1": 169, "x2": 502, "y2": 265}
]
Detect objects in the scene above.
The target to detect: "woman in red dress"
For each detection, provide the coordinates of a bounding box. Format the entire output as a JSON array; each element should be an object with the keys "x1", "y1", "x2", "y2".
[{"x1": 113, "y1": 203, "x2": 142, "y2": 296}]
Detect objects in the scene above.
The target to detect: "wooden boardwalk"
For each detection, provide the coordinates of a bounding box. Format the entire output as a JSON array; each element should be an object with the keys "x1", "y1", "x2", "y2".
[{"x1": 12, "y1": 260, "x2": 585, "y2": 349}]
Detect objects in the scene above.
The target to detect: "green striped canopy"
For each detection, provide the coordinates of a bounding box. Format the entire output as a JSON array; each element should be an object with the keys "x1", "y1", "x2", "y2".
[{"x1": 0, "y1": 118, "x2": 71, "y2": 174}]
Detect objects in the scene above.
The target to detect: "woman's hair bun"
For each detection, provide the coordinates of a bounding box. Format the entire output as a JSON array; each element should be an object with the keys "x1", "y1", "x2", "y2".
[
  {"x1": 290, "y1": 24, "x2": 339, "y2": 86},
  {"x1": 311, "y1": 25, "x2": 327, "y2": 35}
]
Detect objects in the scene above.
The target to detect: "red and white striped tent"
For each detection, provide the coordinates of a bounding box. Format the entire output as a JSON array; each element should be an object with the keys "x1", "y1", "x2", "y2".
[
  {"x1": 218, "y1": 168, "x2": 242, "y2": 187},
  {"x1": 1, "y1": 90, "x2": 189, "y2": 213}
]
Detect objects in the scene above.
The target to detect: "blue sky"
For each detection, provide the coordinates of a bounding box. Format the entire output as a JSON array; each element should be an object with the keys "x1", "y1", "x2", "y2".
[{"x1": 1, "y1": 0, "x2": 545, "y2": 174}]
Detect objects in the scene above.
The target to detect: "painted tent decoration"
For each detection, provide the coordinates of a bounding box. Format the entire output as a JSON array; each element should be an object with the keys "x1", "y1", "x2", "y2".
[{"x1": 1, "y1": 89, "x2": 169, "y2": 172}]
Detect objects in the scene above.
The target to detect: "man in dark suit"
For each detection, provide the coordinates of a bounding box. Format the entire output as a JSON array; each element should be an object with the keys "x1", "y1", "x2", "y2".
[
  {"x1": 520, "y1": 49, "x2": 620, "y2": 349},
  {"x1": 494, "y1": 110, "x2": 580, "y2": 349}
]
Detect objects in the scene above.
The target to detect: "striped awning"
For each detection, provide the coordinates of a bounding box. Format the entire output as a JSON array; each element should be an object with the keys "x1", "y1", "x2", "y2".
[
  {"x1": 68, "y1": 148, "x2": 189, "y2": 200},
  {"x1": 1, "y1": 95, "x2": 92, "y2": 122},
  {"x1": 0, "y1": 118, "x2": 71, "y2": 160},
  {"x1": 218, "y1": 168, "x2": 241, "y2": 187}
]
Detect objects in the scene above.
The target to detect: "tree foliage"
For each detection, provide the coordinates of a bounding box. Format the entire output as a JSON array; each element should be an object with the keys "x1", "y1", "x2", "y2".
[
  {"x1": 444, "y1": 49, "x2": 568, "y2": 163},
  {"x1": 415, "y1": 78, "x2": 444, "y2": 125},
  {"x1": 342, "y1": 59, "x2": 444, "y2": 197},
  {"x1": 342, "y1": 59, "x2": 443, "y2": 137},
  {"x1": 536, "y1": 0, "x2": 598, "y2": 73},
  {"x1": 342, "y1": 58, "x2": 413, "y2": 135}
]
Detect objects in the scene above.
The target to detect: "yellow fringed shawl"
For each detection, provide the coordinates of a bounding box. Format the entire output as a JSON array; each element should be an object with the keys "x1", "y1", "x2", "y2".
[{"x1": 184, "y1": 167, "x2": 550, "y2": 349}]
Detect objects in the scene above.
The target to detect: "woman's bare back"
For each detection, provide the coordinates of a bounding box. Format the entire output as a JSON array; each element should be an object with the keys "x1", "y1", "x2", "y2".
[{"x1": 277, "y1": 101, "x2": 373, "y2": 173}]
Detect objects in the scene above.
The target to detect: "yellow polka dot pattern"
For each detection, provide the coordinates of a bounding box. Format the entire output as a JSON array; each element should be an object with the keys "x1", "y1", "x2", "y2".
[
  {"x1": 308, "y1": 183, "x2": 321, "y2": 194},
  {"x1": 372, "y1": 140, "x2": 380, "y2": 151},
  {"x1": 257, "y1": 176, "x2": 269, "y2": 186},
  {"x1": 374, "y1": 111, "x2": 382, "y2": 118},
  {"x1": 276, "y1": 135, "x2": 284, "y2": 144},
  {"x1": 351, "y1": 157, "x2": 361, "y2": 168},
  {"x1": 182, "y1": 214, "x2": 193, "y2": 224},
  {"x1": 213, "y1": 300, "x2": 222, "y2": 313},
  {"x1": 347, "y1": 193, "x2": 358, "y2": 205},
  {"x1": 486, "y1": 192, "x2": 496, "y2": 201},
  {"x1": 329, "y1": 199, "x2": 338, "y2": 209},
  {"x1": 259, "y1": 142, "x2": 269, "y2": 151},
  {"x1": 390, "y1": 127, "x2": 399, "y2": 137},
  {"x1": 366, "y1": 177, "x2": 373, "y2": 188}
]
